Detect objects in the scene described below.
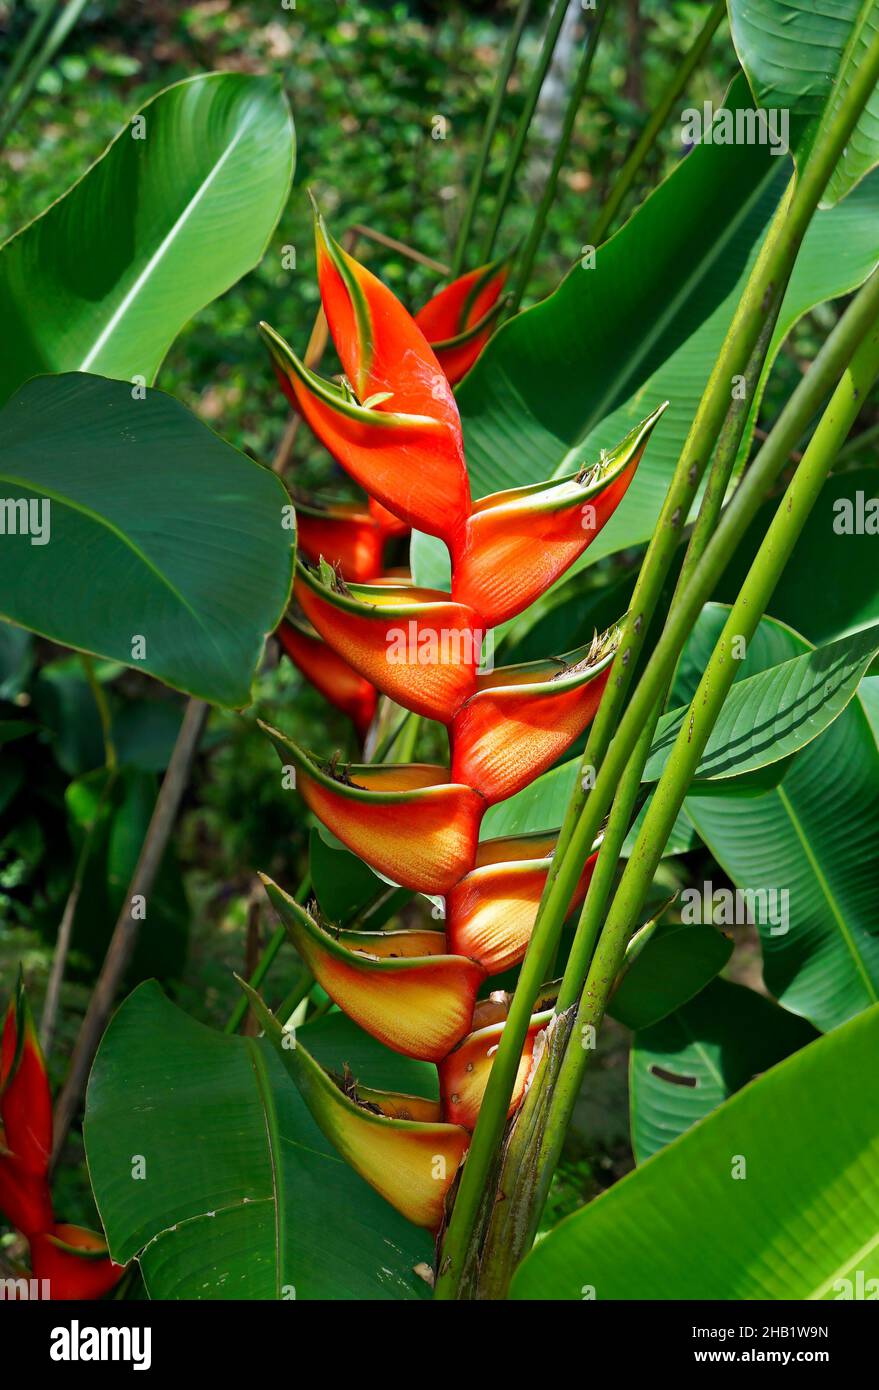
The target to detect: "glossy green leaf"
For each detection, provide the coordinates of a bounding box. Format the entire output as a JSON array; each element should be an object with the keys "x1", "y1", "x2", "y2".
[
  {"x1": 729, "y1": 0, "x2": 879, "y2": 207},
  {"x1": 0, "y1": 374, "x2": 294, "y2": 707},
  {"x1": 85, "y1": 981, "x2": 435, "y2": 1300},
  {"x1": 630, "y1": 978, "x2": 818, "y2": 1162},
  {"x1": 511, "y1": 1004, "x2": 879, "y2": 1298},
  {"x1": 415, "y1": 92, "x2": 879, "y2": 585},
  {"x1": 645, "y1": 621, "x2": 879, "y2": 782},
  {"x1": 680, "y1": 610, "x2": 879, "y2": 1032},
  {"x1": 609, "y1": 919, "x2": 733, "y2": 1032},
  {"x1": 0, "y1": 73, "x2": 294, "y2": 404}
]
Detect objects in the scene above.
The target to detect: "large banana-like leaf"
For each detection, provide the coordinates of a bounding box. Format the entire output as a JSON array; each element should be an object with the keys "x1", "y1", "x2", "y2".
[
  {"x1": 511, "y1": 1005, "x2": 879, "y2": 1298},
  {"x1": 729, "y1": 0, "x2": 879, "y2": 207},
  {"x1": 411, "y1": 86, "x2": 879, "y2": 589},
  {"x1": 0, "y1": 72, "x2": 294, "y2": 405},
  {"x1": 630, "y1": 978, "x2": 818, "y2": 1162},
  {"x1": 680, "y1": 609, "x2": 879, "y2": 1032},
  {"x1": 85, "y1": 982, "x2": 435, "y2": 1300},
  {"x1": 0, "y1": 374, "x2": 294, "y2": 707}
]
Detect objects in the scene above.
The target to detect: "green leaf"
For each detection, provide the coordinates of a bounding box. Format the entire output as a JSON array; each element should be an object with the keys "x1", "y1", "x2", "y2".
[
  {"x1": 0, "y1": 73, "x2": 294, "y2": 404},
  {"x1": 729, "y1": 0, "x2": 879, "y2": 207},
  {"x1": 511, "y1": 1004, "x2": 879, "y2": 1298},
  {"x1": 679, "y1": 609, "x2": 879, "y2": 1032},
  {"x1": 308, "y1": 826, "x2": 384, "y2": 924},
  {"x1": 439, "y1": 85, "x2": 879, "y2": 575},
  {"x1": 0, "y1": 374, "x2": 294, "y2": 707},
  {"x1": 85, "y1": 981, "x2": 435, "y2": 1300},
  {"x1": 645, "y1": 622, "x2": 879, "y2": 782},
  {"x1": 609, "y1": 919, "x2": 733, "y2": 1032},
  {"x1": 630, "y1": 978, "x2": 818, "y2": 1162}
]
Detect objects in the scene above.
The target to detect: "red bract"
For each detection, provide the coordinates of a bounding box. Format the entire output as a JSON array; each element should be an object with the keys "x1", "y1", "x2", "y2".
[
  {"x1": 294, "y1": 560, "x2": 484, "y2": 723},
  {"x1": 295, "y1": 498, "x2": 385, "y2": 581},
  {"x1": 451, "y1": 402, "x2": 668, "y2": 626},
  {"x1": 277, "y1": 618, "x2": 378, "y2": 737},
  {"x1": 255, "y1": 227, "x2": 668, "y2": 1185},
  {"x1": 449, "y1": 630, "x2": 620, "y2": 804},
  {"x1": 0, "y1": 979, "x2": 124, "y2": 1298},
  {"x1": 262, "y1": 320, "x2": 470, "y2": 553},
  {"x1": 415, "y1": 256, "x2": 509, "y2": 385}
]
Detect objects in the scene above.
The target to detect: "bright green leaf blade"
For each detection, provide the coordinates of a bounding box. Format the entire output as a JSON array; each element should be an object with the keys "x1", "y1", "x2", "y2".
[
  {"x1": 679, "y1": 609, "x2": 879, "y2": 1031},
  {"x1": 0, "y1": 72, "x2": 294, "y2": 404},
  {"x1": 609, "y1": 920, "x2": 733, "y2": 1031},
  {"x1": 85, "y1": 981, "x2": 435, "y2": 1300},
  {"x1": 646, "y1": 622, "x2": 879, "y2": 781},
  {"x1": 729, "y1": 0, "x2": 879, "y2": 207},
  {"x1": 630, "y1": 978, "x2": 818, "y2": 1162},
  {"x1": 0, "y1": 374, "x2": 294, "y2": 707},
  {"x1": 511, "y1": 1004, "x2": 879, "y2": 1298}
]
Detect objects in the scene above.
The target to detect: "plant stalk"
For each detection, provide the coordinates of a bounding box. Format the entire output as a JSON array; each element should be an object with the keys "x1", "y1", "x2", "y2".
[
  {"x1": 547, "y1": 307, "x2": 879, "y2": 1158},
  {"x1": 435, "y1": 36, "x2": 879, "y2": 1294},
  {"x1": 451, "y1": 0, "x2": 533, "y2": 276},
  {"x1": 480, "y1": 0, "x2": 573, "y2": 262},
  {"x1": 507, "y1": 0, "x2": 611, "y2": 314},
  {"x1": 51, "y1": 697, "x2": 209, "y2": 1169},
  {"x1": 225, "y1": 872, "x2": 311, "y2": 1035},
  {"x1": 591, "y1": 0, "x2": 726, "y2": 245}
]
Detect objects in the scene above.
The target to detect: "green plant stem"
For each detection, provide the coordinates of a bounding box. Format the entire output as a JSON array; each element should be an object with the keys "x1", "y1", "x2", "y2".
[
  {"x1": 548, "y1": 309, "x2": 879, "y2": 1154},
  {"x1": 0, "y1": 0, "x2": 90, "y2": 152},
  {"x1": 225, "y1": 872, "x2": 311, "y2": 1035},
  {"x1": 555, "y1": 249, "x2": 788, "y2": 1015},
  {"x1": 273, "y1": 968, "x2": 315, "y2": 1026},
  {"x1": 507, "y1": 0, "x2": 611, "y2": 314},
  {"x1": 451, "y1": 0, "x2": 533, "y2": 276},
  {"x1": 480, "y1": 0, "x2": 572, "y2": 262},
  {"x1": 81, "y1": 654, "x2": 117, "y2": 774},
  {"x1": 591, "y1": 0, "x2": 726, "y2": 246},
  {"x1": 474, "y1": 253, "x2": 791, "y2": 1297},
  {"x1": 435, "y1": 35, "x2": 879, "y2": 1290},
  {"x1": 0, "y1": 0, "x2": 60, "y2": 112}
]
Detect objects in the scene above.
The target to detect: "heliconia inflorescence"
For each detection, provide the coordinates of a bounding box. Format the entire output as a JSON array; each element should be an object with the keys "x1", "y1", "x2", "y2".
[
  {"x1": 0, "y1": 978, "x2": 125, "y2": 1297},
  {"x1": 254, "y1": 208, "x2": 667, "y2": 1232}
]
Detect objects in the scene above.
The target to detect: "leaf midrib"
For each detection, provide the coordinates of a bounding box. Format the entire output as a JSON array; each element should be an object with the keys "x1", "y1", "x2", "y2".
[
  {"x1": 78, "y1": 119, "x2": 251, "y2": 371},
  {"x1": 776, "y1": 782, "x2": 879, "y2": 1005}
]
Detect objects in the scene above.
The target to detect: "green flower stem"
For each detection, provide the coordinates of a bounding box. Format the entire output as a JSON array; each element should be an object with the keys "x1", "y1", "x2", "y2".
[
  {"x1": 473, "y1": 239, "x2": 793, "y2": 1296},
  {"x1": 0, "y1": 0, "x2": 61, "y2": 113},
  {"x1": 557, "y1": 235, "x2": 789, "y2": 1015},
  {"x1": 547, "y1": 309, "x2": 879, "y2": 1152},
  {"x1": 0, "y1": 0, "x2": 90, "y2": 152},
  {"x1": 434, "y1": 32, "x2": 879, "y2": 1291},
  {"x1": 480, "y1": 0, "x2": 573, "y2": 262},
  {"x1": 224, "y1": 872, "x2": 311, "y2": 1035},
  {"x1": 591, "y1": 0, "x2": 727, "y2": 247},
  {"x1": 451, "y1": 0, "x2": 533, "y2": 276},
  {"x1": 507, "y1": 0, "x2": 611, "y2": 314}
]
